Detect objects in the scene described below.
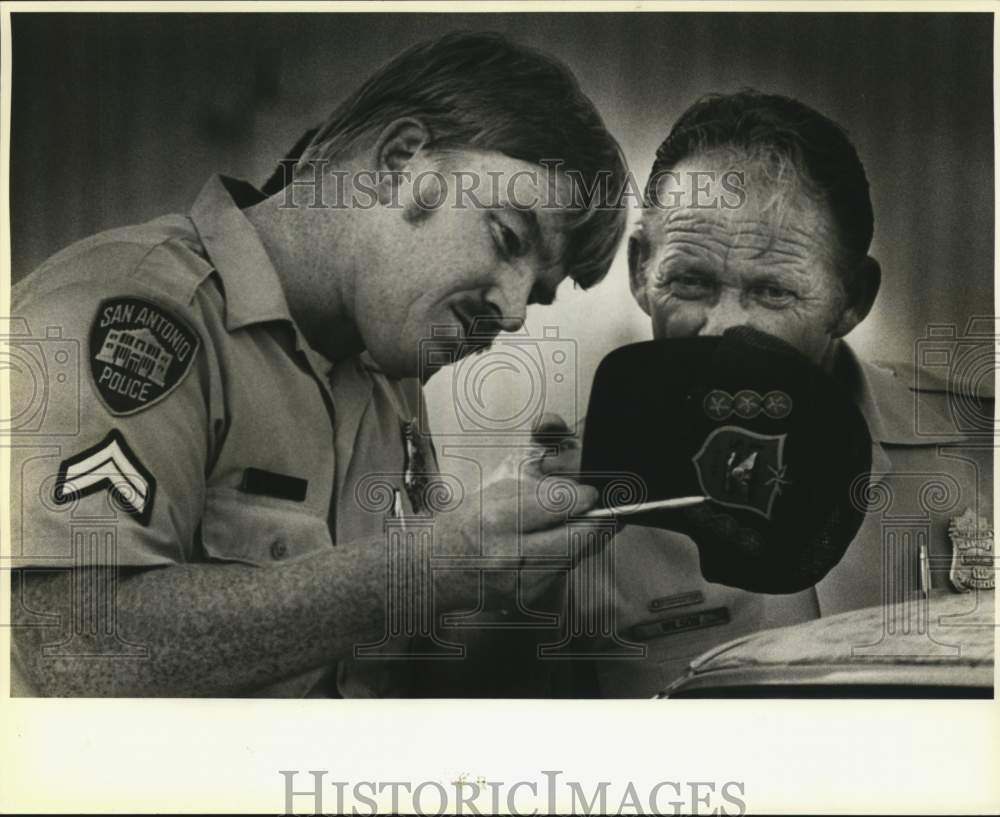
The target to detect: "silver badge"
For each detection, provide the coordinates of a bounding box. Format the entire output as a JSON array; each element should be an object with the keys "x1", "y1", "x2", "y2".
[{"x1": 948, "y1": 507, "x2": 994, "y2": 592}]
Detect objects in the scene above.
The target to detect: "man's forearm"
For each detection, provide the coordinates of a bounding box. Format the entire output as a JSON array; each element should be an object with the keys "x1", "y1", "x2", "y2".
[{"x1": 13, "y1": 539, "x2": 403, "y2": 697}]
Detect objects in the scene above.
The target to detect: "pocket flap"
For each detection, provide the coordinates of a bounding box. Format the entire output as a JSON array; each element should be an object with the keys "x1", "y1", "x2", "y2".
[{"x1": 201, "y1": 488, "x2": 332, "y2": 566}]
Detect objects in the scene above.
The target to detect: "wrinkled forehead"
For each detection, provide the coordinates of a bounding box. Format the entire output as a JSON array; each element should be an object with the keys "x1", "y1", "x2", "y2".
[{"x1": 643, "y1": 152, "x2": 839, "y2": 260}]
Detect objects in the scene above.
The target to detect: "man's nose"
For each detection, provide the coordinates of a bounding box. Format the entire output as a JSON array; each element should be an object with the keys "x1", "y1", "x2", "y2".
[
  {"x1": 485, "y1": 273, "x2": 531, "y2": 333},
  {"x1": 698, "y1": 291, "x2": 749, "y2": 336}
]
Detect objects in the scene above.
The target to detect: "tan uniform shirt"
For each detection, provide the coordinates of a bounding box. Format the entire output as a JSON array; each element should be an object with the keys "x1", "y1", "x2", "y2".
[{"x1": 9, "y1": 175, "x2": 432, "y2": 697}]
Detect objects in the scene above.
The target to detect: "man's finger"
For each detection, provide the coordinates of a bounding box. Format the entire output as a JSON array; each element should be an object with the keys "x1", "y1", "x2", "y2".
[
  {"x1": 568, "y1": 480, "x2": 599, "y2": 515},
  {"x1": 531, "y1": 412, "x2": 572, "y2": 446},
  {"x1": 535, "y1": 438, "x2": 582, "y2": 476},
  {"x1": 527, "y1": 476, "x2": 599, "y2": 523}
]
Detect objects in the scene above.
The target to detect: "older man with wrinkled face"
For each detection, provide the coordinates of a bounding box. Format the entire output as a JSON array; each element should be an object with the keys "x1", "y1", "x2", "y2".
[
  {"x1": 629, "y1": 125, "x2": 880, "y2": 367},
  {"x1": 571, "y1": 91, "x2": 993, "y2": 697}
]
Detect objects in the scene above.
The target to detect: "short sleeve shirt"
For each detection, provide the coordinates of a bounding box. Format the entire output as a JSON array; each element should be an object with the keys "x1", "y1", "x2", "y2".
[{"x1": 9, "y1": 175, "x2": 433, "y2": 697}]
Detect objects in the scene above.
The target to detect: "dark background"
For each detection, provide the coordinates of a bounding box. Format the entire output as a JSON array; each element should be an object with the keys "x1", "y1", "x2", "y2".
[{"x1": 9, "y1": 12, "x2": 994, "y2": 389}]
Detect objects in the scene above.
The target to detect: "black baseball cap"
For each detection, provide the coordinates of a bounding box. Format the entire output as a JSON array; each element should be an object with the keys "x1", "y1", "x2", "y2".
[{"x1": 580, "y1": 327, "x2": 873, "y2": 594}]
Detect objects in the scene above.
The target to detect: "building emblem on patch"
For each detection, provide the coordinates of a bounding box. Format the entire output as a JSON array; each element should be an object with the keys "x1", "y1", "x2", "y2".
[
  {"x1": 96, "y1": 327, "x2": 172, "y2": 386},
  {"x1": 692, "y1": 426, "x2": 790, "y2": 519},
  {"x1": 89, "y1": 297, "x2": 200, "y2": 415}
]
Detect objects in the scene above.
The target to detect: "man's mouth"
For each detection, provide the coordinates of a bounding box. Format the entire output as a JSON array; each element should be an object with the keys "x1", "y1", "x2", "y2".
[{"x1": 451, "y1": 307, "x2": 475, "y2": 340}]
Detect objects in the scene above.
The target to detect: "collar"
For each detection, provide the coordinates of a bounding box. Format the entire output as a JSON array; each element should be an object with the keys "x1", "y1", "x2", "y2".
[
  {"x1": 834, "y1": 341, "x2": 957, "y2": 446},
  {"x1": 357, "y1": 351, "x2": 420, "y2": 422},
  {"x1": 189, "y1": 175, "x2": 294, "y2": 331}
]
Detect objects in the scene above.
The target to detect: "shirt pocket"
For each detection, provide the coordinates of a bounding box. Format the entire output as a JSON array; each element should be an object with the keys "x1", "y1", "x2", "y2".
[{"x1": 200, "y1": 487, "x2": 333, "y2": 567}]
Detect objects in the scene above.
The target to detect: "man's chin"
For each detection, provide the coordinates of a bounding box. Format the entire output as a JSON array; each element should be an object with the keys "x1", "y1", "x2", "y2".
[{"x1": 411, "y1": 325, "x2": 499, "y2": 382}]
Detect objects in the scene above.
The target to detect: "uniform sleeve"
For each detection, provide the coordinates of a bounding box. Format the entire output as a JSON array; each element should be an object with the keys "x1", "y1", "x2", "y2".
[{"x1": 8, "y1": 265, "x2": 214, "y2": 570}]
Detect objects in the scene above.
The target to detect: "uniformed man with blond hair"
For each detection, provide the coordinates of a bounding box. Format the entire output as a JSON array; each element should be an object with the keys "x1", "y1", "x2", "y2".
[{"x1": 9, "y1": 32, "x2": 628, "y2": 697}]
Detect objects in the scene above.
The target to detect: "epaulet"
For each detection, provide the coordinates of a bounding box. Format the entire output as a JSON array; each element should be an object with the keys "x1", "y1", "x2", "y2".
[
  {"x1": 15, "y1": 215, "x2": 215, "y2": 310},
  {"x1": 871, "y1": 357, "x2": 995, "y2": 401},
  {"x1": 135, "y1": 232, "x2": 216, "y2": 306}
]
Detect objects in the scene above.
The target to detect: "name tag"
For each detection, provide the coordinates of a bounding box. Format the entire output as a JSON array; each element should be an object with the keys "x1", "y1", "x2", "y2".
[
  {"x1": 629, "y1": 607, "x2": 730, "y2": 641},
  {"x1": 240, "y1": 468, "x2": 308, "y2": 502},
  {"x1": 648, "y1": 591, "x2": 705, "y2": 613}
]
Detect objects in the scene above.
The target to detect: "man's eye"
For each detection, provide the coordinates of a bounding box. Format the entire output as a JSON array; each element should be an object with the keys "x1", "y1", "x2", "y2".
[
  {"x1": 750, "y1": 284, "x2": 796, "y2": 306},
  {"x1": 666, "y1": 274, "x2": 714, "y2": 300},
  {"x1": 492, "y1": 220, "x2": 523, "y2": 259}
]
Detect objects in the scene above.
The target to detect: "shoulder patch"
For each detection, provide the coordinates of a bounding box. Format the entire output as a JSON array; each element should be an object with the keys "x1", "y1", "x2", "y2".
[
  {"x1": 89, "y1": 296, "x2": 200, "y2": 415},
  {"x1": 55, "y1": 430, "x2": 156, "y2": 525}
]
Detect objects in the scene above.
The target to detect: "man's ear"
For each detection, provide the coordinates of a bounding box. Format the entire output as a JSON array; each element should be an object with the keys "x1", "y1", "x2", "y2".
[
  {"x1": 371, "y1": 118, "x2": 430, "y2": 205},
  {"x1": 833, "y1": 255, "x2": 881, "y2": 337},
  {"x1": 628, "y1": 233, "x2": 651, "y2": 315}
]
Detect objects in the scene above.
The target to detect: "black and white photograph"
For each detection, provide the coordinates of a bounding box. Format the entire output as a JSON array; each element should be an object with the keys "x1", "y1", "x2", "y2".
[{"x1": 2, "y1": 3, "x2": 997, "y2": 814}]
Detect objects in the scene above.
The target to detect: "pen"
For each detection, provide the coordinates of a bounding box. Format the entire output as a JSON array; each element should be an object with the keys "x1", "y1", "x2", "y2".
[
  {"x1": 918, "y1": 541, "x2": 930, "y2": 596},
  {"x1": 581, "y1": 495, "x2": 707, "y2": 519}
]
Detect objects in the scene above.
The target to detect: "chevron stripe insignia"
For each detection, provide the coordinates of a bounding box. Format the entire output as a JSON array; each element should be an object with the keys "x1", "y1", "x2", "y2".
[{"x1": 54, "y1": 430, "x2": 157, "y2": 525}]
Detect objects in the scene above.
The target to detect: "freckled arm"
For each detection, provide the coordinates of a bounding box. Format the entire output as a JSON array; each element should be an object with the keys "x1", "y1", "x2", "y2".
[{"x1": 12, "y1": 543, "x2": 403, "y2": 697}]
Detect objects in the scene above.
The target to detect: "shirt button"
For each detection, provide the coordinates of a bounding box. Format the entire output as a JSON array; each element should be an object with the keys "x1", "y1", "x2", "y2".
[{"x1": 270, "y1": 541, "x2": 288, "y2": 560}]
